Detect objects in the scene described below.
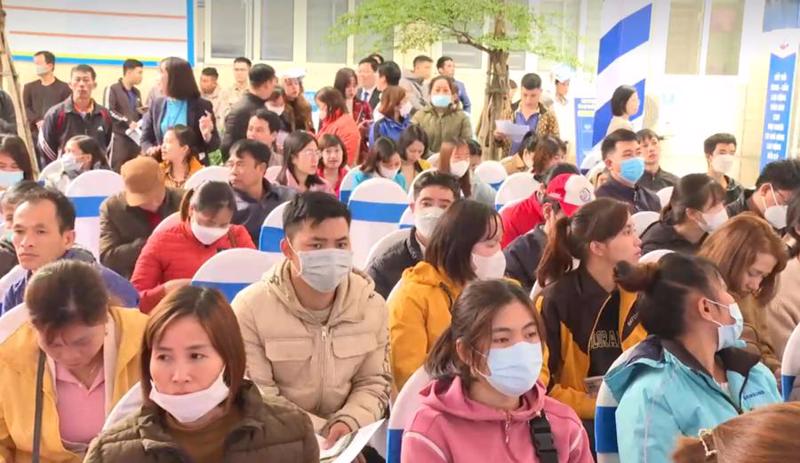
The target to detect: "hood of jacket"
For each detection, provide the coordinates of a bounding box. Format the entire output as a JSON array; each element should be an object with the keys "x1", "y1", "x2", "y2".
[
  {"x1": 402, "y1": 261, "x2": 459, "y2": 295},
  {"x1": 376, "y1": 116, "x2": 411, "y2": 139},
  {"x1": 640, "y1": 220, "x2": 703, "y2": 254}
]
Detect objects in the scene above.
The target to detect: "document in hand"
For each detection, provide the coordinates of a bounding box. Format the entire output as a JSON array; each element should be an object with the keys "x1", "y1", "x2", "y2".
[
  {"x1": 317, "y1": 419, "x2": 386, "y2": 463},
  {"x1": 495, "y1": 120, "x2": 531, "y2": 143}
]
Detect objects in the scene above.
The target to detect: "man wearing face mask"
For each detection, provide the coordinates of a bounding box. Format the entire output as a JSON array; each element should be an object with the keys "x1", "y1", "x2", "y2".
[
  {"x1": 367, "y1": 172, "x2": 460, "y2": 298},
  {"x1": 232, "y1": 192, "x2": 390, "y2": 454},
  {"x1": 725, "y1": 159, "x2": 800, "y2": 230},
  {"x1": 704, "y1": 133, "x2": 743, "y2": 205},
  {"x1": 595, "y1": 129, "x2": 661, "y2": 213},
  {"x1": 23, "y1": 51, "x2": 71, "y2": 150}
]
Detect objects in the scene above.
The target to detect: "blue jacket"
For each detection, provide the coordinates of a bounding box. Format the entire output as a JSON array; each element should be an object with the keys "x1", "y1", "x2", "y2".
[
  {"x1": 369, "y1": 116, "x2": 411, "y2": 146},
  {"x1": 351, "y1": 170, "x2": 407, "y2": 191},
  {"x1": 454, "y1": 79, "x2": 471, "y2": 114},
  {"x1": 0, "y1": 249, "x2": 139, "y2": 315},
  {"x1": 605, "y1": 336, "x2": 780, "y2": 463}
]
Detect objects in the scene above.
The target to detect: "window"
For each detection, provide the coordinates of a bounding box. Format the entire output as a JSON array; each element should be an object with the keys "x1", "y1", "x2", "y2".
[
  {"x1": 536, "y1": 0, "x2": 581, "y2": 72},
  {"x1": 763, "y1": 0, "x2": 800, "y2": 32},
  {"x1": 353, "y1": 0, "x2": 393, "y2": 63},
  {"x1": 441, "y1": 20, "x2": 484, "y2": 69},
  {"x1": 209, "y1": 0, "x2": 249, "y2": 58},
  {"x1": 705, "y1": 0, "x2": 744, "y2": 75},
  {"x1": 307, "y1": 0, "x2": 348, "y2": 63},
  {"x1": 260, "y1": 0, "x2": 294, "y2": 61},
  {"x1": 665, "y1": 0, "x2": 703, "y2": 74}
]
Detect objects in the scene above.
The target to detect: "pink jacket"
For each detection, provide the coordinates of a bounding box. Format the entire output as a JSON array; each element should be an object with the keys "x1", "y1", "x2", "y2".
[{"x1": 402, "y1": 377, "x2": 592, "y2": 463}]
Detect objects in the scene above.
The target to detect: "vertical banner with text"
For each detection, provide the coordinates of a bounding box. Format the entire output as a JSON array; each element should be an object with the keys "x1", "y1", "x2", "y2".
[
  {"x1": 574, "y1": 97, "x2": 596, "y2": 170},
  {"x1": 760, "y1": 43, "x2": 797, "y2": 170}
]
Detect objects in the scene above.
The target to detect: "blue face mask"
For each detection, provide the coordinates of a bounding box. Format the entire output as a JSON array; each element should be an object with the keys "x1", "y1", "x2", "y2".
[
  {"x1": 619, "y1": 157, "x2": 645, "y2": 184},
  {"x1": 477, "y1": 341, "x2": 543, "y2": 397},
  {"x1": 431, "y1": 94, "x2": 452, "y2": 108},
  {"x1": 0, "y1": 170, "x2": 23, "y2": 188},
  {"x1": 706, "y1": 299, "x2": 744, "y2": 351}
]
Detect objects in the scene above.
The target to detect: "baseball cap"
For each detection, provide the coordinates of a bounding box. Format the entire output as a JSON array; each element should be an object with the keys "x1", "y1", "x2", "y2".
[
  {"x1": 546, "y1": 173, "x2": 594, "y2": 217},
  {"x1": 553, "y1": 64, "x2": 574, "y2": 83},
  {"x1": 121, "y1": 157, "x2": 166, "y2": 207}
]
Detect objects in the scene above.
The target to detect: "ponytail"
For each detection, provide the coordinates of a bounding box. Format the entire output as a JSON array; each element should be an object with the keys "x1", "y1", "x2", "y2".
[
  {"x1": 536, "y1": 216, "x2": 575, "y2": 285},
  {"x1": 179, "y1": 188, "x2": 194, "y2": 222},
  {"x1": 424, "y1": 327, "x2": 459, "y2": 379}
]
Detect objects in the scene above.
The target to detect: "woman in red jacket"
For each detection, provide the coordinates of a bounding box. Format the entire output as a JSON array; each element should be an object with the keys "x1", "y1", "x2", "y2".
[
  {"x1": 131, "y1": 181, "x2": 255, "y2": 313},
  {"x1": 315, "y1": 86, "x2": 361, "y2": 166}
]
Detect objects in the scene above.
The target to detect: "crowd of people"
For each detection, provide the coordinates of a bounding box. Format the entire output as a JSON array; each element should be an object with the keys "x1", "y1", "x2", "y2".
[{"x1": 0, "y1": 47, "x2": 795, "y2": 463}]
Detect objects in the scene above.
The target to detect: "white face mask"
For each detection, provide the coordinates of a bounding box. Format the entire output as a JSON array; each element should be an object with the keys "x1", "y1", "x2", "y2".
[
  {"x1": 61, "y1": 153, "x2": 82, "y2": 174},
  {"x1": 378, "y1": 165, "x2": 400, "y2": 179},
  {"x1": 35, "y1": 64, "x2": 49, "y2": 76},
  {"x1": 293, "y1": 246, "x2": 353, "y2": 293},
  {"x1": 149, "y1": 370, "x2": 230, "y2": 424},
  {"x1": 191, "y1": 219, "x2": 230, "y2": 245},
  {"x1": 450, "y1": 160, "x2": 470, "y2": 178},
  {"x1": 399, "y1": 101, "x2": 413, "y2": 117},
  {"x1": 414, "y1": 207, "x2": 446, "y2": 239},
  {"x1": 761, "y1": 186, "x2": 788, "y2": 229},
  {"x1": 472, "y1": 250, "x2": 506, "y2": 280},
  {"x1": 698, "y1": 208, "x2": 729, "y2": 233},
  {"x1": 711, "y1": 154, "x2": 735, "y2": 175}
]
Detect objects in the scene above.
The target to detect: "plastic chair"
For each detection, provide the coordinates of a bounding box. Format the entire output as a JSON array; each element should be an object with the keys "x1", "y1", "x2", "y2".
[
  {"x1": 365, "y1": 229, "x2": 410, "y2": 268},
  {"x1": 338, "y1": 167, "x2": 362, "y2": 204},
  {"x1": 475, "y1": 160, "x2": 508, "y2": 191},
  {"x1": 184, "y1": 166, "x2": 230, "y2": 191},
  {"x1": 497, "y1": 198, "x2": 524, "y2": 216},
  {"x1": 66, "y1": 170, "x2": 125, "y2": 258},
  {"x1": 657, "y1": 186, "x2": 674, "y2": 208},
  {"x1": 631, "y1": 211, "x2": 660, "y2": 237},
  {"x1": 257, "y1": 202, "x2": 289, "y2": 269},
  {"x1": 386, "y1": 367, "x2": 432, "y2": 463},
  {"x1": 639, "y1": 249, "x2": 674, "y2": 264},
  {"x1": 151, "y1": 212, "x2": 180, "y2": 236},
  {"x1": 398, "y1": 207, "x2": 414, "y2": 229},
  {"x1": 781, "y1": 324, "x2": 800, "y2": 402},
  {"x1": 348, "y1": 178, "x2": 408, "y2": 269},
  {"x1": 595, "y1": 348, "x2": 639, "y2": 463},
  {"x1": 265, "y1": 165, "x2": 282, "y2": 182},
  {"x1": 495, "y1": 173, "x2": 540, "y2": 210},
  {"x1": 37, "y1": 159, "x2": 63, "y2": 181},
  {"x1": 191, "y1": 248, "x2": 274, "y2": 302}
]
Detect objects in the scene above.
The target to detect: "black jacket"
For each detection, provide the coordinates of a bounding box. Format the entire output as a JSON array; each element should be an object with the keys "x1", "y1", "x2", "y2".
[
  {"x1": 105, "y1": 80, "x2": 144, "y2": 171},
  {"x1": 222, "y1": 92, "x2": 269, "y2": 159},
  {"x1": 38, "y1": 97, "x2": 114, "y2": 164},
  {"x1": 595, "y1": 175, "x2": 662, "y2": 213},
  {"x1": 637, "y1": 168, "x2": 679, "y2": 192},
  {"x1": 640, "y1": 220, "x2": 703, "y2": 255},
  {"x1": 232, "y1": 179, "x2": 296, "y2": 245},
  {"x1": 726, "y1": 188, "x2": 756, "y2": 219},
  {"x1": 366, "y1": 228, "x2": 424, "y2": 299},
  {"x1": 0, "y1": 90, "x2": 17, "y2": 136},
  {"x1": 503, "y1": 225, "x2": 547, "y2": 293},
  {"x1": 140, "y1": 96, "x2": 220, "y2": 160}
]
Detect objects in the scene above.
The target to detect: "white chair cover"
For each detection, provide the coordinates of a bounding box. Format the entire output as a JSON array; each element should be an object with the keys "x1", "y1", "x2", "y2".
[
  {"x1": 338, "y1": 167, "x2": 362, "y2": 204},
  {"x1": 348, "y1": 178, "x2": 407, "y2": 269},
  {"x1": 657, "y1": 186, "x2": 674, "y2": 208},
  {"x1": 631, "y1": 211, "x2": 660, "y2": 237},
  {"x1": 398, "y1": 207, "x2": 414, "y2": 229},
  {"x1": 385, "y1": 367, "x2": 432, "y2": 463},
  {"x1": 65, "y1": 170, "x2": 125, "y2": 258},
  {"x1": 474, "y1": 160, "x2": 508, "y2": 191},
  {"x1": 257, "y1": 202, "x2": 290, "y2": 270},
  {"x1": 191, "y1": 248, "x2": 274, "y2": 302},
  {"x1": 37, "y1": 159, "x2": 63, "y2": 181},
  {"x1": 639, "y1": 249, "x2": 674, "y2": 263},
  {"x1": 495, "y1": 172, "x2": 540, "y2": 210},
  {"x1": 183, "y1": 166, "x2": 230, "y2": 191},
  {"x1": 781, "y1": 323, "x2": 800, "y2": 402}
]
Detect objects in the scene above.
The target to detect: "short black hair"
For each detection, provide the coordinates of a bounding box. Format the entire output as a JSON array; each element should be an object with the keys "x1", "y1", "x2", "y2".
[
  {"x1": 543, "y1": 162, "x2": 580, "y2": 185},
  {"x1": 20, "y1": 188, "x2": 76, "y2": 233},
  {"x1": 637, "y1": 128, "x2": 661, "y2": 142},
  {"x1": 231, "y1": 139, "x2": 271, "y2": 166},
  {"x1": 467, "y1": 139, "x2": 482, "y2": 157},
  {"x1": 233, "y1": 57, "x2": 252, "y2": 67},
  {"x1": 71, "y1": 64, "x2": 96, "y2": 81},
  {"x1": 123, "y1": 59, "x2": 143, "y2": 74},
  {"x1": 358, "y1": 57, "x2": 379, "y2": 72},
  {"x1": 520, "y1": 73, "x2": 542, "y2": 90},
  {"x1": 610, "y1": 85, "x2": 637, "y2": 117},
  {"x1": 378, "y1": 61, "x2": 401, "y2": 86},
  {"x1": 249, "y1": 63, "x2": 276, "y2": 87},
  {"x1": 413, "y1": 55, "x2": 433, "y2": 67},
  {"x1": 601, "y1": 129, "x2": 639, "y2": 160},
  {"x1": 252, "y1": 108, "x2": 281, "y2": 133},
  {"x1": 0, "y1": 180, "x2": 44, "y2": 207},
  {"x1": 34, "y1": 51, "x2": 55, "y2": 65},
  {"x1": 201, "y1": 67, "x2": 219, "y2": 78},
  {"x1": 436, "y1": 56, "x2": 453, "y2": 70},
  {"x1": 413, "y1": 171, "x2": 461, "y2": 200},
  {"x1": 283, "y1": 191, "x2": 351, "y2": 238},
  {"x1": 703, "y1": 133, "x2": 737, "y2": 156},
  {"x1": 756, "y1": 159, "x2": 800, "y2": 190}
]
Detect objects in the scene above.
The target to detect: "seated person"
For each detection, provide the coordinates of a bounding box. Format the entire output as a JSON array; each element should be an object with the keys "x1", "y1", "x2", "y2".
[
  {"x1": 0, "y1": 181, "x2": 42, "y2": 279},
  {"x1": 367, "y1": 171, "x2": 460, "y2": 298},
  {"x1": 397, "y1": 125, "x2": 432, "y2": 189},
  {"x1": 725, "y1": 158, "x2": 800, "y2": 229},
  {"x1": 46, "y1": 135, "x2": 111, "y2": 193},
  {"x1": 500, "y1": 132, "x2": 536, "y2": 175},
  {"x1": 352, "y1": 136, "x2": 407, "y2": 190},
  {"x1": 0, "y1": 260, "x2": 147, "y2": 461},
  {"x1": 2, "y1": 188, "x2": 138, "y2": 314},
  {"x1": 402, "y1": 280, "x2": 592, "y2": 462},
  {"x1": 705, "y1": 132, "x2": 743, "y2": 205},
  {"x1": 0, "y1": 135, "x2": 35, "y2": 192},
  {"x1": 316, "y1": 134, "x2": 349, "y2": 196},
  {"x1": 131, "y1": 181, "x2": 255, "y2": 313},
  {"x1": 595, "y1": 129, "x2": 661, "y2": 213},
  {"x1": 636, "y1": 128, "x2": 678, "y2": 191},
  {"x1": 438, "y1": 138, "x2": 495, "y2": 207},
  {"x1": 100, "y1": 157, "x2": 183, "y2": 279},
  {"x1": 504, "y1": 172, "x2": 594, "y2": 293},
  {"x1": 274, "y1": 131, "x2": 334, "y2": 194},
  {"x1": 232, "y1": 192, "x2": 390, "y2": 453},
  {"x1": 640, "y1": 173, "x2": 726, "y2": 255},
  {"x1": 86, "y1": 286, "x2": 318, "y2": 462},
  {"x1": 227, "y1": 139, "x2": 295, "y2": 244},
  {"x1": 159, "y1": 125, "x2": 204, "y2": 189}
]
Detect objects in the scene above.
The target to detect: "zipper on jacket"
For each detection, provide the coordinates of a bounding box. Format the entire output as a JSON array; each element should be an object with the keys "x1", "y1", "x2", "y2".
[
  {"x1": 694, "y1": 371, "x2": 743, "y2": 415},
  {"x1": 318, "y1": 325, "x2": 330, "y2": 414},
  {"x1": 503, "y1": 412, "x2": 512, "y2": 444}
]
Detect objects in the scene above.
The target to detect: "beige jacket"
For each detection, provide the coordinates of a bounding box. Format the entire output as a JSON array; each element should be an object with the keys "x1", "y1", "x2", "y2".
[
  {"x1": 739, "y1": 294, "x2": 781, "y2": 374},
  {"x1": 232, "y1": 259, "x2": 391, "y2": 434},
  {"x1": 767, "y1": 256, "x2": 800, "y2": 360}
]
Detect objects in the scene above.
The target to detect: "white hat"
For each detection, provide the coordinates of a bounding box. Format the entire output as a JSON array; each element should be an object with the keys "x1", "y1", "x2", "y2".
[
  {"x1": 553, "y1": 64, "x2": 574, "y2": 83},
  {"x1": 282, "y1": 68, "x2": 306, "y2": 79}
]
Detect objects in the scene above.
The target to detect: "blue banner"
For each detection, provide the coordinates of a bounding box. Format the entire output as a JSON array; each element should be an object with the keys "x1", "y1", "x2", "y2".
[
  {"x1": 760, "y1": 49, "x2": 797, "y2": 170},
  {"x1": 574, "y1": 97, "x2": 596, "y2": 169}
]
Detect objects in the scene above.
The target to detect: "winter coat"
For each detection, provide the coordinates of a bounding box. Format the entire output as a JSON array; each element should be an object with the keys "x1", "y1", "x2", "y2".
[
  {"x1": 738, "y1": 294, "x2": 781, "y2": 374},
  {"x1": 140, "y1": 96, "x2": 220, "y2": 158},
  {"x1": 366, "y1": 228, "x2": 423, "y2": 299},
  {"x1": 595, "y1": 175, "x2": 662, "y2": 213},
  {"x1": 504, "y1": 225, "x2": 548, "y2": 294},
  {"x1": 319, "y1": 112, "x2": 362, "y2": 166},
  {"x1": 232, "y1": 179, "x2": 296, "y2": 245},
  {"x1": 369, "y1": 116, "x2": 411, "y2": 146},
  {"x1": 411, "y1": 106, "x2": 472, "y2": 153},
  {"x1": 639, "y1": 220, "x2": 704, "y2": 255},
  {"x1": 221, "y1": 92, "x2": 270, "y2": 159},
  {"x1": 104, "y1": 80, "x2": 143, "y2": 171}
]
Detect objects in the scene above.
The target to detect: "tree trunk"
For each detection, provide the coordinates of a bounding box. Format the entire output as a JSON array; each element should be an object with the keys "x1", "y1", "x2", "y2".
[{"x1": 476, "y1": 11, "x2": 512, "y2": 161}]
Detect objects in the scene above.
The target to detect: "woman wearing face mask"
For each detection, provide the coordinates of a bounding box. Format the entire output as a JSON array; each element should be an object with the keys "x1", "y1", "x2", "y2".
[
  {"x1": 0, "y1": 260, "x2": 148, "y2": 462},
  {"x1": 0, "y1": 135, "x2": 34, "y2": 191},
  {"x1": 397, "y1": 125, "x2": 432, "y2": 189},
  {"x1": 351, "y1": 137, "x2": 406, "y2": 190},
  {"x1": 439, "y1": 139, "x2": 495, "y2": 207},
  {"x1": 606, "y1": 252, "x2": 781, "y2": 463},
  {"x1": 389, "y1": 199, "x2": 505, "y2": 390},
  {"x1": 85, "y1": 286, "x2": 319, "y2": 462},
  {"x1": 641, "y1": 174, "x2": 728, "y2": 255},
  {"x1": 158, "y1": 125, "x2": 203, "y2": 189},
  {"x1": 402, "y1": 279, "x2": 593, "y2": 463},
  {"x1": 605, "y1": 85, "x2": 639, "y2": 135},
  {"x1": 316, "y1": 134, "x2": 349, "y2": 197},
  {"x1": 369, "y1": 86, "x2": 412, "y2": 147},
  {"x1": 315, "y1": 87, "x2": 361, "y2": 166},
  {"x1": 334, "y1": 67, "x2": 372, "y2": 163},
  {"x1": 535, "y1": 198, "x2": 646, "y2": 437},
  {"x1": 275, "y1": 131, "x2": 333, "y2": 194},
  {"x1": 47, "y1": 135, "x2": 111, "y2": 193},
  {"x1": 131, "y1": 181, "x2": 255, "y2": 313},
  {"x1": 411, "y1": 76, "x2": 472, "y2": 153},
  {"x1": 698, "y1": 214, "x2": 787, "y2": 376}
]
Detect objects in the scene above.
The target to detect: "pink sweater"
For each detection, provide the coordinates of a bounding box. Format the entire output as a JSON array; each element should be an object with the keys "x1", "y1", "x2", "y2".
[{"x1": 402, "y1": 377, "x2": 592, "y2": 463}]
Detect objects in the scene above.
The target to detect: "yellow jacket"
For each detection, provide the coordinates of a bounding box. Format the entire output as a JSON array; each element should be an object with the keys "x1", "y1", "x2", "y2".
[
  {"x1": 388, "y1": 261, "x2": 462, "y2": 391},
  {"x1": 0, "y1": 307, "x2": 147, "y2": 463}
]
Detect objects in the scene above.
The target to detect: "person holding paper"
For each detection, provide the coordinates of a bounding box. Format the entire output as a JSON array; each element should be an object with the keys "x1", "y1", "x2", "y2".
[{"x1": 494, "y1": 73, "x2": 560, "y2": 156}]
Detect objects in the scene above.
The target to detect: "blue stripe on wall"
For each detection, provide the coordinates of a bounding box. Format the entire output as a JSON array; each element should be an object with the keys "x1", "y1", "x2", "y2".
[
  {"x1": 591, "y1": 78, "x2": 646, "y2": 146},
  {"x1": 191, "y1": 281, "x2": 249, "y2": 302},
  {"x1": 13, "y1": 55, "x2": 161, "y2": 67},
  {"x1": 259, "y1": 227, "x2": 284, "y2": 252},
  {"x1": 595, "y1": 405, "x2": 619, "y2": 453},
  {"x1": 349, "y1": 201, "x2": 407, "y2": 223},
  {"x1": 71, "y1": 196, "x2": 107, "y2": 218},
  {"x1": 597, "y1": 4, "x2": 653, "y2": 74}
]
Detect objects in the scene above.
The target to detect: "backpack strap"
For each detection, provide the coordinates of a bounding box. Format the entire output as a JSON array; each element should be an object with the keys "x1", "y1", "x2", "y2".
[
  {"x1": 530, "y1": 412, "x2": 558, "y2": 463},
  {"x1": 31, "y1": 350, "x2": 46, "y2": 463}
]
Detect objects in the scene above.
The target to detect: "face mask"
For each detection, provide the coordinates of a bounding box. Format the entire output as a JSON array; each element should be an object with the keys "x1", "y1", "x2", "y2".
[
  {"x1": 477, "y1": 341, "x2": 543, "y2": 397},
  {"x1": 619, "y1": 157, "x2": 645, "y2": 184},
  {"x1": 399, "y1": 101, "x2": 413, "y2": 117},
  {"x1": 711, "y1": 154, "x2": 735, "y2": 175},
  {"x1": 266, "y1": 104, "x2": 284, "y2": 116},
  {"x1": 706, "y1": 299, "x2": 743, "y2": 351},
  {"x1": 60, "y1": 154, "x2": 81, "y2": 174},
  {"x1": 431, "y1": 94, "x2": 452, "y2": 108},
  {"x1": 414, "y1": 207, "x2": 445, "y2": 239},
  {"x1": 378, "y1": 165, "x2": 400, "y2": 179},
  {"x1": 0, "y1": 170, "x2": 23, "y2": 188},
  {"x1": 472, "y1": 250, "x2": 506, "y2": 280},
  {"x1": 149, "y1": 370, "x2": 230, "y2": 424},
  {"x1": 699, "y1": 208, "x2": 729, "y2": 233},
  {"x1": 35, "y1": 64, "x2": 49, "y2": 76},
  {"x1": 450, "y1": 159, "x2": 470, "y2": 178},
  {"x1": 761, "y1": 186, "x2": 788, "y2": 229},
  {"x1": 190, "y1": 219, "x2": 230, "y2": 245},
  {"x1": 293, "y1": 247, "x2": 353, "y2": 293}
]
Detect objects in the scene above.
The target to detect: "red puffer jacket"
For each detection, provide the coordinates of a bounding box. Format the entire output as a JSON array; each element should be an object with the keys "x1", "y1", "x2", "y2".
[{"x1": 131, "y1": 221, "x2": 255, "y2": 313}]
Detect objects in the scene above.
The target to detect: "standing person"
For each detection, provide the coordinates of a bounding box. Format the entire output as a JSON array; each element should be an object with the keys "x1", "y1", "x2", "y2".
[
  {"x1": 495, "y1": 73, "x2": 560, "y2": 155},
  {"x1": 397, "y1": 125, "x2": 432, "y2": 188},
  {"x1": 351, "y1": 137, "x2": 406, "y2": 190},
  {"x1": 282, "y1": 69, "x2": 314, "y2": 132},
  {"x1": 334, "y1": 67, "x2": 372, "y2": 162},
  {"x1": 606, "y1": 85, "x2": 639, "y2": 135},
  {"x1": 436, "y1": 56, "x2": 471, "y2": 113},
  {"x1": 315, "y1": 87, "x2": 361, "y2": 166},
  {"x1": 317, "y1": 134, "x2": 349, "y2": 196},
  {"x1": 245, "y1": 108, "x2": 283, "y2": 167},
  {"x1": 139, "y1": 57, "x2": 219, "y2": 162},
  {"x1": 725, "y1": 158, "x2": 800, "y2": 226},
  {"x1": 401, "y1": 280, "x2": 593, "y2": 463},
  {"x1": 607, "y1": 253, "x2": 781, "y2": 463},
  {"x1": 705, "y1": 133, "x2": 742, "y2": 205},
  {"x1": 45, "y1": 135, "x2": 111, "y2": 193},
  {"x1": 637, "y1": 128, "x2": 679, "y2": 191},
  {"x1": 0, "y1": 260, "x2": 148, "y2": 462},
  {"x1": 100, "y1": 157, "x2": 183, "y2": 280},
  {"x1": 199, "y1": 67, "x2": 230, "y2": 132},
  {"x1": 369, "y1": 86, "x2": 411, "y2": 146},
  {"x1": 438, "y1": 139, "x2": 495, "y2": 206},
  {"x1": 411, "y1": 76, "x2": 472, "y2": 153},
  {"x1": 158, "y1": 125, "x2": 204, "y2": 189},
  {"x1": 357, "y1": 57, "x2": 382, "y2": 110},
  {"x1": 550, "y1": 65, "x2": 576, "y2": 162},
  {"x1": 105, "y1": 59, "x2": 144, "y2": 171},
  {"x1": 400, "y1": 55, "x2": 433, "y2": 113},
  {"x1": 229, "y1": 57, "x2": 252, "y2": 104},
  {"x1": 376, "y1": 61, "x2": 402, "y2": 92},
  {"x1": 275, "y1": 131, "x2": 333, "y2": 194},
  {"x1": 595, "y1": 129, "x2": 662, "y2": 213},
  {"x1": 221, "y1": 63, "x2": 277, "y2": 159},
  {"x1": 22, "y1": 51, "x2": 71, "y2": 151},
  {"x1": 38, "y1": 64, "x2": 113, "y2": 165}
]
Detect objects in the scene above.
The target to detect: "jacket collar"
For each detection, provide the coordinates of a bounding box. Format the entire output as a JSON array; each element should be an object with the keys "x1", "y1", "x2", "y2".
[
  {"x1": 232, "y1": 178, "x2": 276, "y2": 204},
  {"x1": 626, "y1": 336, "x2": 762, "y2": 379},
  {"x1": 64, "y1": 96, "x2": 100, "y2": 116},
  {"x1": 406, "y1": 227, "x2": 425, "y2": 262}
]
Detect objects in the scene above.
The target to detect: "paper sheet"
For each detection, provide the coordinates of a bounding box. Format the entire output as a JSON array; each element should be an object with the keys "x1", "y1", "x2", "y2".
[
  {"x1": 495, "y1": 119, "x2": 531, "y2": 143},
  {"x1": 318, "y1": 419, "x2": 386, "y2": 463}
]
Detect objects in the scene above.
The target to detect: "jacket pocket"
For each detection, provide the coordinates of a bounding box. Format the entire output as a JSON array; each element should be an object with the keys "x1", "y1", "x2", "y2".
[
  {"x1": 332, "y1": 333, "x2": 379, "y2": 386},
  {"x1": 264, "y1": 338, "x2": 314, "y2": 385}
]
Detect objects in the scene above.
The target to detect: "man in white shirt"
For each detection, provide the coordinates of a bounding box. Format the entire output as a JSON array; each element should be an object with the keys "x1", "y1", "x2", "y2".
[
  {"x1": 550, "y1": 65, "x2": 576, "y2": 163},
  {"x1": 356, "y1": 57, "x2": 381, "y2": 110}
]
